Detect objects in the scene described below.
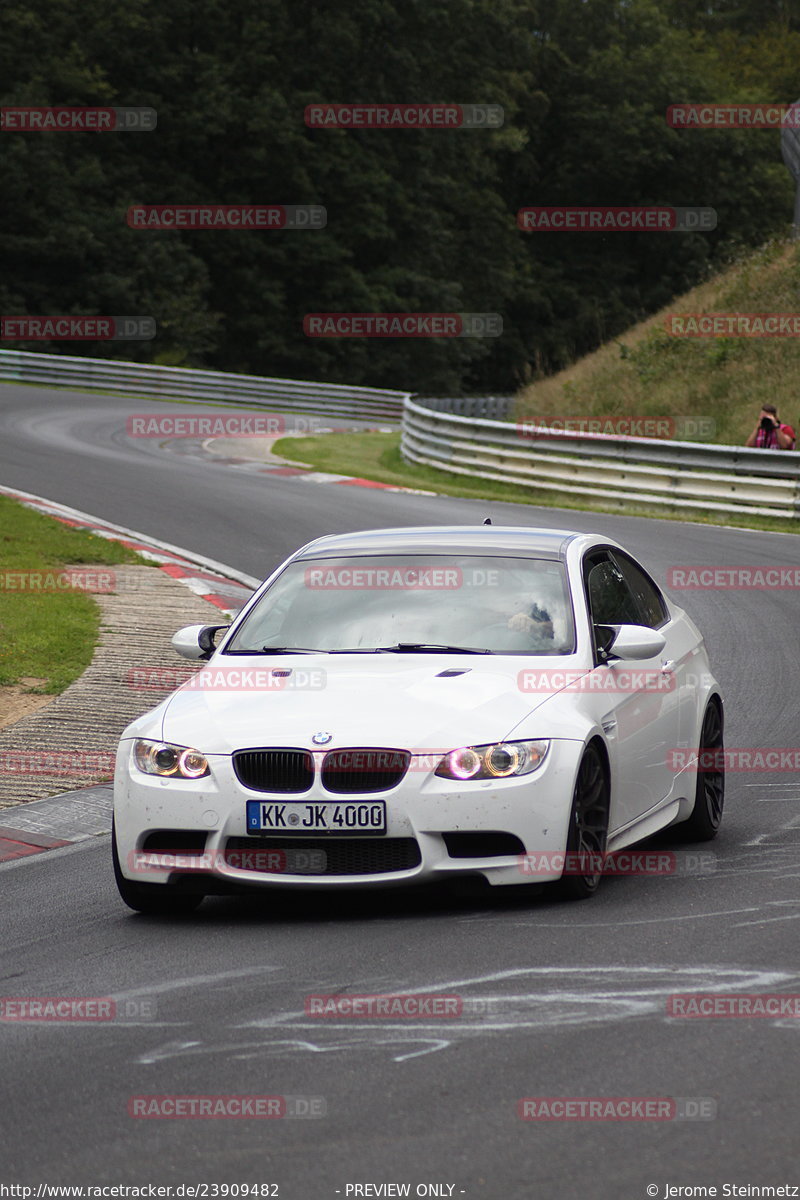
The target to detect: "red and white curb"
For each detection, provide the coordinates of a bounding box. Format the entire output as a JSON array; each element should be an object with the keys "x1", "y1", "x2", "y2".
[
  {"x1": 0, "y1": 484, "x2": 259, "y2": 617},
  {"x1": 0, "y1": 784, "x2": 113, "y2": 865},
  {"x1": 202, "y1": 432, "x2": 437, "y2": 495},
  {"x1": 0, "y1": 827, "x2": 71, "y2": 862}
]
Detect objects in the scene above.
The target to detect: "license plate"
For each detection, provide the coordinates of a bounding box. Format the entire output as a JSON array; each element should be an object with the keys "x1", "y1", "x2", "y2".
[{"x1": 246, "y1": 800, "x2": 386, "y2": 835}]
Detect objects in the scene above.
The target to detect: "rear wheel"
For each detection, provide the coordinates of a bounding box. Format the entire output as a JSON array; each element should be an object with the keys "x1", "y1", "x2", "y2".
[
  {"x1": 112, "y1": 817, "x2": 203, "y2": 915},
  {"x1": 556, "y1": 742, "x2": 610, "y2": 901},
  {"x1": 679, "y1": 700, "x2": 724, "y2": 841}
]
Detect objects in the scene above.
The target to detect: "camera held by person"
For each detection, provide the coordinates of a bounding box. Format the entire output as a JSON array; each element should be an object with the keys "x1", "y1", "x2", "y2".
[{"x1": 745, "y1": 404, "x2": 796, "y2": 450}]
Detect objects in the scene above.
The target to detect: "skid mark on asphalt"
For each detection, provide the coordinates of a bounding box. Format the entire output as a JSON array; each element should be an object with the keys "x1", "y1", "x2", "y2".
[
  {"x1": 730, "y1": 900, "x2": 800, "y2": 928},
  {"x1": 739, "y1": 800, "x2": 800, "y2": 848},
  {"x1": 457, "y1": 907, "x2": 761, "y2": 928},
  {"x1": 109, "y1": 964, "x2": 283, "y2": 1008},
  {"x1": 135, "y1": 965, "x2": 800, "y2": 1065}
]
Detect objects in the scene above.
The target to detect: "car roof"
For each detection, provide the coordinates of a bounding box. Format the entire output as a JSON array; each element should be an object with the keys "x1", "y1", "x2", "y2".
[{"x1": 293, "y1": 525, "x2": 585, "y2": 562}]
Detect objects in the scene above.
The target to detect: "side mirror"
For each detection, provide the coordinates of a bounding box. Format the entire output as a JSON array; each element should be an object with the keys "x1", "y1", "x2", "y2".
[
  {"x1": 171, "y1": 624, "x2": 230, "y2": 661},
  {"x1": 598, "y1": 624, "x2": 666, "y2": 661}
]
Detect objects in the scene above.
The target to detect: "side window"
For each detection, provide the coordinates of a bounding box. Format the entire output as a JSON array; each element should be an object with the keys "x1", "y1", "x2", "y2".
[
  {"x1": 612, "y1": 552, "x2": 668, "y2": 629},
  {"x1": 586, "y1": 557, "x2": 641, "y2": 626}
]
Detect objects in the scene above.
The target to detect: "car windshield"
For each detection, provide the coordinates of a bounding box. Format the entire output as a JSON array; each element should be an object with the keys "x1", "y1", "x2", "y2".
[{"x1": 225, "y1": 554, "x2": 575, "y2": 655}]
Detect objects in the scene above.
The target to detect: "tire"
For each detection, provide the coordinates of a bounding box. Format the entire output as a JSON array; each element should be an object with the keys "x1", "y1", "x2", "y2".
[
  {"x1": 112, "y1": 817, "x2": 203, "y2": 915},
  {"x1": 678, "y1": 699, "x2": 725, "y2": 841},
  {"x1": 556, "y1": 742, "x2": 610, "y2": 901}
]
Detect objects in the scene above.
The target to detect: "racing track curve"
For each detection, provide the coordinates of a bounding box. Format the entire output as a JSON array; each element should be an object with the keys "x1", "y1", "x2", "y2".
[{"x1": 1, "y1": 383, "x2": 799, "y2": 1196}]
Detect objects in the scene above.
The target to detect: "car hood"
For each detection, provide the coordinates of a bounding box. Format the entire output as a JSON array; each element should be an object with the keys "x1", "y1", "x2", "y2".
[{"x1": 158, "y1": 653, "x2": 583, "y2": 755}]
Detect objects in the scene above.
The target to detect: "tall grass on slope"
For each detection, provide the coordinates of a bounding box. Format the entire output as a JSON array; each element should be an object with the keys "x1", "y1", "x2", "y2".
[{"x1": 516, "y1": 239, "x2": 800, "y2": 446}]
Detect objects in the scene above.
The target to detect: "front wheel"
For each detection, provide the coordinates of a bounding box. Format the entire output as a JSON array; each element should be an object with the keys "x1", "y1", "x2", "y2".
[
  {"x1": 678, "y1": 700, "x2": 724, "y2": 841},
  {"x1": 112, "y1": 817, "x2": 203, "y2": 915},
  {"x1": 556, "y1": 742, "x2": 610, "y2": 901}
]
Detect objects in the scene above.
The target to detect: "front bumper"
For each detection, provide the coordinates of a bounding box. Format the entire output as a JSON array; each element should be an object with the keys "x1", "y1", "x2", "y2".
[{"x1": 113, "y1": 738, "x2": 584, "y2": 890}]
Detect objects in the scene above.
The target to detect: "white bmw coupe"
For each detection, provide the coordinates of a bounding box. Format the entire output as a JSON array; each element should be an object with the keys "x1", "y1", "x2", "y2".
[{"x1": 112, "y1": 525, "x2": 724, "y2": 913}]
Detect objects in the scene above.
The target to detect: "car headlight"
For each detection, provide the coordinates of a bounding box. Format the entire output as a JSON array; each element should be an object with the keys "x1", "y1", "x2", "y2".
[
  {"x1": 435, "y1": 740, "x2": 549, "y2": 781},
  {"x1": 133, "y1": 740, "x2": 210, "y2": 779}
]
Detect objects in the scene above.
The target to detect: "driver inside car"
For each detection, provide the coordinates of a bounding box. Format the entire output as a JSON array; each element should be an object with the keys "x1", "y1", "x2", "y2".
[{"x1": 506, "y1": 601, "x2": 555, "y2": 647}]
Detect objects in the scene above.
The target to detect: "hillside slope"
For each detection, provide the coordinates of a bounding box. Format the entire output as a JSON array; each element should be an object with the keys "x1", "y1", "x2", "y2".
[{"x1": 516, "y1": 239, "x2": 800, "y2": 446}]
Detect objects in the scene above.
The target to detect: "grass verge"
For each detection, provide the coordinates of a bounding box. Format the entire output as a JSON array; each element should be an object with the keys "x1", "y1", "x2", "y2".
[
  {"x1": 516, "y1": 238, "x2": 800, "y2": 446},
  {"x1": 273, "y1": 431, "x2": 800, "y2": 536},
  {"x1": 0, "y1": 494, "x2": 146, "y2": 693}
]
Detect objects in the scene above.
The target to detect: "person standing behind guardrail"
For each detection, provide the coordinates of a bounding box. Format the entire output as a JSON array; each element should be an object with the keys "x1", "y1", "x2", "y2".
[{"x1": 745, "y1": 404, "x2": 796, "y2": 450}]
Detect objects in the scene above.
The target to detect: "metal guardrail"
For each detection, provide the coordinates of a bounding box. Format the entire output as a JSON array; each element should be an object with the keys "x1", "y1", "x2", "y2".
[
  {"x1": 402, "y1": 398, "x2": 800, "y2": 518},
  {"x1": 0, "y1": 349, "x2": 409, "y2": 421},
  {"x1": 4, "y1": 350, "x2": 796, "y2": 516},
  {"x1": 417, "y1": 395, "x2": 516, "y2": 420}
]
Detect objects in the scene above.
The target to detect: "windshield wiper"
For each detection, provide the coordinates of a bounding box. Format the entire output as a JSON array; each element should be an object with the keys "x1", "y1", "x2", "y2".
[
  {"x1": 327, "y1": 648, "x2": 382, "y2": 654},
  {"x1": 253, "y1": 646, "x2": 326, "y2": 654},
  {"x1": 372, "y1": 643, "x2": 491, "y2": 655},
  {"x1": 230, "y1": 643, "x2": 492, "y2": 656}
]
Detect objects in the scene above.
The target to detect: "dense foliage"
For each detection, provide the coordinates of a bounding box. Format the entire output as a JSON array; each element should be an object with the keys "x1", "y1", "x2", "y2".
[{"x1": 1, "y1": 0, "x2": 799, "y2": 392}]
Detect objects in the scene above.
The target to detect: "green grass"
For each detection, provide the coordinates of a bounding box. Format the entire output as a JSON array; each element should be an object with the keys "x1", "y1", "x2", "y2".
[
  {"x1": 516, "y1": 237, "x2": 800, "y2": 446},
  {"x1": 7, "y1": 237, "x2": 800, "y2": 449},
  {"x1": 0, "y1": 494, "x2": 145, "y2": 693},
  {"x1": 274, "y1": 431, "x2": 800, "y2": 536},
  {"x1": 275, "y1": 239, "x2": 800, "y2": 537}
]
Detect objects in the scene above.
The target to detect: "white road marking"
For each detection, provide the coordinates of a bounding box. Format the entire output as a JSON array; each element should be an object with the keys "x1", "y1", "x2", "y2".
[{"x1": 135, "y1": 965, "x2": 800, "y2": 1065}]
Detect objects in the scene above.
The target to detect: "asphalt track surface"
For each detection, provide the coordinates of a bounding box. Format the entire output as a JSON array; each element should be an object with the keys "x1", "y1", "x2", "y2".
[{"x1": 2, "y1": 383, "x2": 800, "y2": 1197}]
